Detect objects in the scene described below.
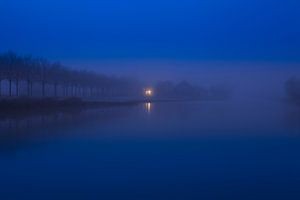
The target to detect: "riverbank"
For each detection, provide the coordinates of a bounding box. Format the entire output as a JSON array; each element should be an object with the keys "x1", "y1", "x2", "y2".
[
  {"x1": 0, "y1": 96, "x2": 227, "y2": 112},
  {"x1": 0, "y1": 97, "x2": 145, "y2": 111}
]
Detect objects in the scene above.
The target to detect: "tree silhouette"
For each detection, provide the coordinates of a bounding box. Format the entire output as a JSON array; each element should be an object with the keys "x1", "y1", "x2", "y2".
[{"x1": 0, "y1": 51, "x2": 142, "y2": 99}]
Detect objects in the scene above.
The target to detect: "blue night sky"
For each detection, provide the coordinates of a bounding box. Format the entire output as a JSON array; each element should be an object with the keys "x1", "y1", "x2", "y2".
[{"x1": 0, "y1": 0, "x2": 300, "y2": 78}]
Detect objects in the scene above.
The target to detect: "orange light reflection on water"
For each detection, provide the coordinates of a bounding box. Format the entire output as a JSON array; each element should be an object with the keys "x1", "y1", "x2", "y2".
[{"x1": 145, "y1": 102, "x2": 152, "y2": 113}]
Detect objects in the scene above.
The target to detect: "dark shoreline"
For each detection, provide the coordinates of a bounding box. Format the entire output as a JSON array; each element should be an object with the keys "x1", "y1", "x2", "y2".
[
  {"x1": 0, "y1": 97, "x2": 227, "y2": 113},
  {"x1": 0, "y1": 97, "x2": 145, "y2": 111}
]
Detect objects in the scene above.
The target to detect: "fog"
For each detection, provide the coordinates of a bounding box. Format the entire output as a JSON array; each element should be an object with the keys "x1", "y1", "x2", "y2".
[
  {"x1": 1, "y1": 0, "x2": 300, "y2": 199},
  {"x1": 66, "y1": 59, "x2": 300, "y2": 101}
]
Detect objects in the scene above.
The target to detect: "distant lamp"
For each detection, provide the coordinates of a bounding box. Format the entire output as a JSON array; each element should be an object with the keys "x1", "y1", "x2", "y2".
[{"x1": 144, "y1": 89, "x2": 153, "y2": 97}]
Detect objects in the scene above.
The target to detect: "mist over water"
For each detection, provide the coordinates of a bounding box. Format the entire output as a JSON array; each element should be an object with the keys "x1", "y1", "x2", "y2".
[
  {"x1": 1, "y1": 52, "x2": 300, "y2": 200},
  {"x1": 1, "y1": 98, "x2": 300, "y2": 199},
  {"x1": 67, "y1": 59, "x2": 300, "y2": 99},
  {"x1": 1, "y1": 0, "x2": 300, "y2": 198}
]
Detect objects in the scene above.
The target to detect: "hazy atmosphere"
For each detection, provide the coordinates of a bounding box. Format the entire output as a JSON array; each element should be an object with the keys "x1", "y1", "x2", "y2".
[
  {"x1": 1, "y1": 0, "x2": 300, "y2": 199},
  {"x1": 1, "y1": 0, "x2": 300, "y2": 98}
]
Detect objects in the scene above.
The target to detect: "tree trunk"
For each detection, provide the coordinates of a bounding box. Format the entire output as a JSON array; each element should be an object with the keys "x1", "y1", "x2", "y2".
[
  {"x1": 27, "y1": 80, "x2": 30, "y2": 96},
  {"x1": 9, "y1": 79, "x2": 12, "y2": 97},
  {"x1": 76, "y1": 86, "x2": 78, "y2": 97},
  {"x1": 54, "y1": 83, "x2": 57, "y2": 97},
  {"x1": 16, "y1": 79, "x2": 19, "y2": 97},
  {"x1": 30, "y1": 82, "x2": 33, "y2": 97},
  {"x1": 42, "y1": 81, "x2": 45, "y2": 97},
  {"x1": 73, "y1": 85, "x2": 76, "y2": 97},
  {"x1": 75, "y1": 86, "x2": 77, "y2": 97},
  {"x1": 73, "y1": 85, "x2": 75, "y2": 97},
  {"x1": 66, "y1": 85, "x2": 68, "y2": 97}
]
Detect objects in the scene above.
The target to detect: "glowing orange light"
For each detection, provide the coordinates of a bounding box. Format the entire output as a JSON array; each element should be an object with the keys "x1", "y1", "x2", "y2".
[{"x1": 145, "y1": 89, "x2": 153, "y2": 97}]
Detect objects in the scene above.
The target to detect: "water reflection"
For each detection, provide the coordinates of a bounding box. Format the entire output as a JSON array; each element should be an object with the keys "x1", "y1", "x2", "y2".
[
  {"x1": 145, "y1": 102, "x2": 152, "y2": 113},
  {"x1": 0, "y1": 106, "x2": 138, "y2": 153},
  {"x1": 0, "y1": 101, "x2": 300, "y2": 200},
  {"x1": 0, "y1": 101, "x2": 300, "y2": 154}
]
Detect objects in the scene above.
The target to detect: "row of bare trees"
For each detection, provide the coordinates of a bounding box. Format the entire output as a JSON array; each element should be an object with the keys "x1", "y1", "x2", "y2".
[{"x1": 0, "y1": 51, "x2": 142, "y2": 99}]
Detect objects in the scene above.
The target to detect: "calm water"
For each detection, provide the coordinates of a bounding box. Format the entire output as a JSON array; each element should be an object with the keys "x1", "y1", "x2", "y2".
[{"x1": 0, "y1": 100, "x2": 300, "y2": 200}]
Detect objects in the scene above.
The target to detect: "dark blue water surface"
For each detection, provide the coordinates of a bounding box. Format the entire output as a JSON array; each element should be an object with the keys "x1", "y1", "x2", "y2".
[{"x1": 0, "y1": 100, "x2": 300, "y2": 200}]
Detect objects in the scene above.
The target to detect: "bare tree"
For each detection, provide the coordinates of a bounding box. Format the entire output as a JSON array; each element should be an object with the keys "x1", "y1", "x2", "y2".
[{"x1": 0, "y1": 51, "x2": 143, "y2": 100}]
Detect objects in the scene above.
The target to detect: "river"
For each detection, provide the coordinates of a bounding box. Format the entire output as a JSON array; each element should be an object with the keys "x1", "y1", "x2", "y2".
[{"x1": 0, "y1": 100, "x2": 300, "y2": 199}]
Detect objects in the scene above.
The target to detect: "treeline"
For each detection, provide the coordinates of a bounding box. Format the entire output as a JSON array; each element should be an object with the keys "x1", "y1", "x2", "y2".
[
  {"x1": 154, "y1": 80, "x2": 231, "y2": 100},
  {"x1": 285, "y1": 77, "x2": 300, "y2": 103},
  {"x1": 0, "y1": 51, "x2": 142, "y2": 98}
]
